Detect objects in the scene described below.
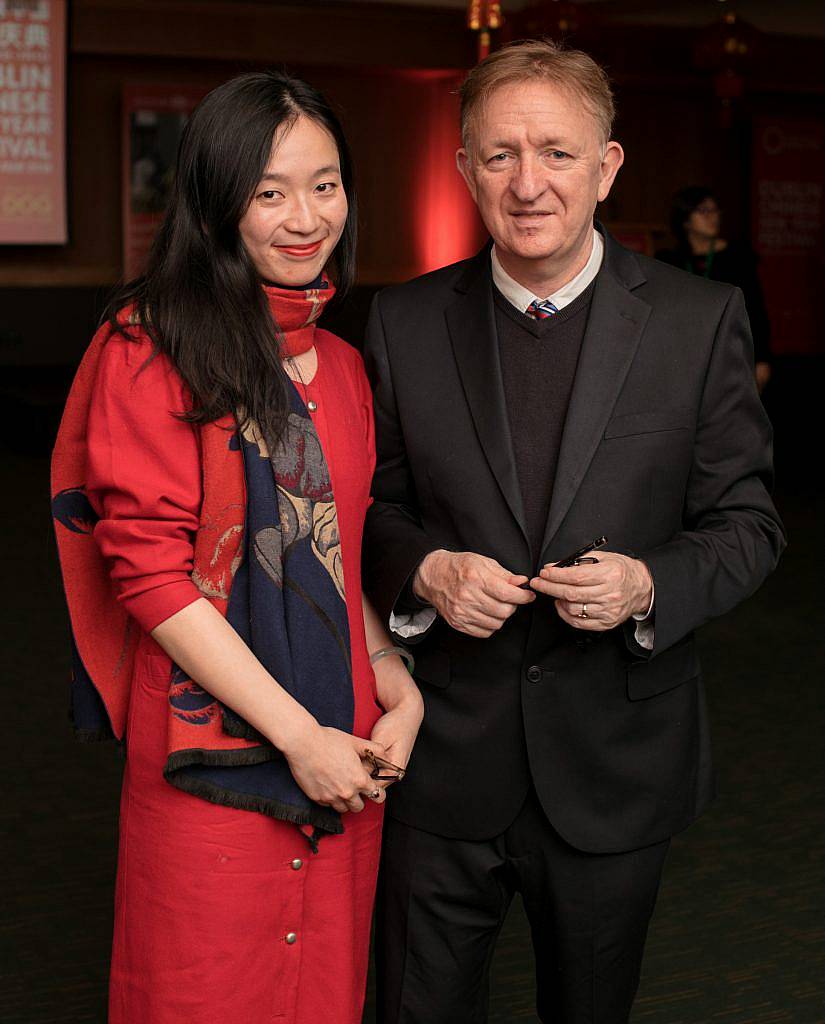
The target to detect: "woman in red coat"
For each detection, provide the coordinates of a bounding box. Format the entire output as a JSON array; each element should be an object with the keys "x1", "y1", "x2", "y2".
[{"x1": 51, "y1": 72, "x2": 423, "y2": 1024}]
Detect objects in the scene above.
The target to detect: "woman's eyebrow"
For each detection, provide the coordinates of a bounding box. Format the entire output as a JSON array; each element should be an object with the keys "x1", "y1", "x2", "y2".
[{"x1": 259, "y1": 165, "x2": 340, "y2": 182}]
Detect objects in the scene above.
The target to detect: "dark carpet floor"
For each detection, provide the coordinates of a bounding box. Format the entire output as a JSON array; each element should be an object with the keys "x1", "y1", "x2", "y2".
[{"x1": 2, "y1": 451, "x2": 823, "y2": 1023}]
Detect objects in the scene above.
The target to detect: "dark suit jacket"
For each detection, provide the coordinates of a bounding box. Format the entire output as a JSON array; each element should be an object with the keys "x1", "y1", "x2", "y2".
[{"x1": 362, "y1": 229, "x2": 785, "y2": 853}]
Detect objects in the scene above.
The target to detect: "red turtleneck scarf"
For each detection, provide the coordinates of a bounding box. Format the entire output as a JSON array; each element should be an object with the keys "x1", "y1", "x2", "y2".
[{"x1": 262, "y1": 277, "x2": 336, "y2": 358}]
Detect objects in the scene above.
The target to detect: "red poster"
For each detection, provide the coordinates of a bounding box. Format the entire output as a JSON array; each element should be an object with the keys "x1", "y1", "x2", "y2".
[
  {"x1": 122, "y1": 84, "x2": 207, "y2": 278},
  {"x1": 752, "y1": 117, "x2": 825, "y2": 355},
  {"x1": 0, "y1": 0, "x2": 67, "y2": 244}
]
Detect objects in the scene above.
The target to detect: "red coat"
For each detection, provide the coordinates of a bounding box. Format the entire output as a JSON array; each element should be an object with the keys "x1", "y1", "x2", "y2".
[{"x1": 85, "y1": 327, "x2": 384, "y2": 1024}]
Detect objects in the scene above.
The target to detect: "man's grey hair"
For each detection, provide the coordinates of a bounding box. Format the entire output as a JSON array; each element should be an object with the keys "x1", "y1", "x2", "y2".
[{"x1": 460, "y1": 39, "x2": 615, "y2": 153}]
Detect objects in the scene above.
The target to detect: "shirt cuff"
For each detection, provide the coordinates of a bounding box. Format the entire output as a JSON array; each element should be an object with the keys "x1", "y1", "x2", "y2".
[
  {"x1": 630, "y1": 583, "x2": 655, "y2": 651},
  {"x1": 389, "y1": 607, "x2": 438, "y2": 639}
]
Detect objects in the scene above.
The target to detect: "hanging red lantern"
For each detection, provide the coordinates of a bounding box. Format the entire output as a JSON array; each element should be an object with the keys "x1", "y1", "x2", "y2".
[
  {"x1": 467, "y1": 0, "x2": 502, "y2": 62},
  {"x1": 694, "y1": 9, "x2": 760, "y2": 101},
  {"x1": 694, "y1": 6, "x2": 760, "y2": 127}
]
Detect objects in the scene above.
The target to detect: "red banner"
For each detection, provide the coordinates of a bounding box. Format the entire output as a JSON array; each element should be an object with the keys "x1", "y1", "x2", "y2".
[
  {"x1": 0, "y1": 0, "x2": 67, "y2": 244},
  {"x1": 122, "y1": 84, "x2": 207, "y2": 278},
  {"x1": 402, "y1": 70, "x2": 485, "y2": 277},
  {"x1": 752, "y1": 116, "x2": 825, "y2": 355}
]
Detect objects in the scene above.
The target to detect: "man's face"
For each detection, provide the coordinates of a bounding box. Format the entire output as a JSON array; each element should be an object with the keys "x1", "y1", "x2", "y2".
[{"x1": 457, "y1": 79, "x2": 623, "y2": 275}]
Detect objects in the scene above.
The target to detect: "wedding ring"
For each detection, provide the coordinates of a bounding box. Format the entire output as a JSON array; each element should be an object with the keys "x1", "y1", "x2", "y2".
[
  {"x1": 370, "y1": 789, "x2": 381, "y2": 800},
  {"x1": 579, "y1": 603, "x2": 588, "y2": 619}
]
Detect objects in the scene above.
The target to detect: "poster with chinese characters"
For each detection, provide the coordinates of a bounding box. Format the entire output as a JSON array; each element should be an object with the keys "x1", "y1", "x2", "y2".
[
  {"x1": 0, "y1": 0, "x2": 67, "y2": 244},
  {"x1": 752, "y1": 116, "x2": 825, "y2": 355},
  {"x1": 122, "y1": 83, "x2": 207, "y2": 278}
]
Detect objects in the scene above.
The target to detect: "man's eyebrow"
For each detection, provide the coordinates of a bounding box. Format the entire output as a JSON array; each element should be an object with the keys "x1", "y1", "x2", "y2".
[
  {"x1": 258, "y1": 165, "x2": 340, "y2": 182},
  {"x1": 485, "y1": 136, "x2": 566, "y2": 149}
]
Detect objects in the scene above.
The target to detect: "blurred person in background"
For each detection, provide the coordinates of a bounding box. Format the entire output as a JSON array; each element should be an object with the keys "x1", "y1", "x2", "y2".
[
  {"x1": 657, "y1": 185, "x2": 772, "y2": 392},
  {"x1": 51, "y1": 71, "x2": 422, "y2": 1024}
]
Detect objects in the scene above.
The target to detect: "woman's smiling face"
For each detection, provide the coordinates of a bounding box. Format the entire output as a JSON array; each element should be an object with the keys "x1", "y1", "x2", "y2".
[{"x1": 239, "y1": 116, "x2": 348, "y2": 287}]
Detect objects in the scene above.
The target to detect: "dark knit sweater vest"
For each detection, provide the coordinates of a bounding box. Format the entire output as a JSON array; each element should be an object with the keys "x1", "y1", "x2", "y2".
[{"x1": 493, "y1": 279, "x2": 596, "y2": 562}]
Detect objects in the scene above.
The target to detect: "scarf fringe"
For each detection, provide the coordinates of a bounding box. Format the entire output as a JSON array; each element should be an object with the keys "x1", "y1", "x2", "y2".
[
  {"x1": 166, "y1": 744, "x2": 279, "y2": 771},
  {"x1": 164, "y1": 747, "x2": 343, "y2": 836}
]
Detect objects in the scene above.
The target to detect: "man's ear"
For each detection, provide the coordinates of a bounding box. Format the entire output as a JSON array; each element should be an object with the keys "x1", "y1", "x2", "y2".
[
  {"x1": 597, "y1": 141, "x2": 624, "y2": 203},
  {"x1": 456, "y1": 148, "x2": 478, "y2": 203}
]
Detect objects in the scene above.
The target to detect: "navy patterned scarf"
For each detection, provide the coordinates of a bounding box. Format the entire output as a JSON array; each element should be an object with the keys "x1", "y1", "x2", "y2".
[{"x1": 165, "y1": 383, "x2": 354, "y2": 837}]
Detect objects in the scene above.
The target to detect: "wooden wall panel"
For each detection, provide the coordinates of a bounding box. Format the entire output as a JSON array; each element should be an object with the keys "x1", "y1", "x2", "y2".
[{"x1": 71, "y1": 0, "x2": 474, "y2": 69}]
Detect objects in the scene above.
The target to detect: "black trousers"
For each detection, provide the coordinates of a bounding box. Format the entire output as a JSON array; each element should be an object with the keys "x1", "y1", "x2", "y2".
[{"x1": 375, "y1": 789, "x2": 669, "y2": 1024}]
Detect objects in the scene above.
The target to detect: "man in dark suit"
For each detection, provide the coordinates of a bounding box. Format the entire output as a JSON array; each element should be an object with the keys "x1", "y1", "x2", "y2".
[{"x1": 362, "y1": 39, "x2": 785, "y2": 1024}]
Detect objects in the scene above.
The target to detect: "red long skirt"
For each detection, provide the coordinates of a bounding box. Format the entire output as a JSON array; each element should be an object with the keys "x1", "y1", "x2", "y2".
[{"x1": 109, "y1": 659, "x2": 384, "y2": 1023}]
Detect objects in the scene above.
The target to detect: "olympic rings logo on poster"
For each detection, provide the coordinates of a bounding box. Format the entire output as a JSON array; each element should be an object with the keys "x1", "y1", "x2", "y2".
[{"x1": 0, "y1": 190, "x2": 53, "y2": 219}]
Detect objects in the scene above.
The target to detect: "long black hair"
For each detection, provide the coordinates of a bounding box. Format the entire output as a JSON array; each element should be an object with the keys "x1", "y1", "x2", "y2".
[
  {"x1": 106, "y1": 71, "x2": 357, "y2": 450},
  {"x1": 670, "y1": 185, "x2": 716, "y2": 251}
]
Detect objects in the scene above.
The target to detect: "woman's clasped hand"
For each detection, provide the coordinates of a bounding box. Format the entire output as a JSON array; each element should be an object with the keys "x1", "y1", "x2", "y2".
[{"x1": 283, "y1": 724, "x2": 389, "y2": 813}]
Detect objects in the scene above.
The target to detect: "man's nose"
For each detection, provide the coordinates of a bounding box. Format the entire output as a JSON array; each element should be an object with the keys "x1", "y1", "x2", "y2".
[{"x1": 510, "y1": 156, "x2": 545, "y2": 203}]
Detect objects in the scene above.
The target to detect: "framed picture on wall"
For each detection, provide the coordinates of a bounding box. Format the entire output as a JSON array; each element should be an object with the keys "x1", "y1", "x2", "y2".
[
  {"x1": 122, "y1": 84, "x2": 207, "y2": 278},
  {"x1": 0, "y1": 0, "x2": 67, "y2": 245}
]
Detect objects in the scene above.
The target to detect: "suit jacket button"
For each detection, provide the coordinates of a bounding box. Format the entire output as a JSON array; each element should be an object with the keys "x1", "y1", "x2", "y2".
[{"x1": 526, "y1": 665, "x2": 542, "y2": 683}]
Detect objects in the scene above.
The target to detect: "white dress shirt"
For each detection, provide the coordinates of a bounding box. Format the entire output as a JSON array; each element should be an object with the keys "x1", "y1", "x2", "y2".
[{"x1": 491, "y1": 228, "x2": 604, "y2": 312}]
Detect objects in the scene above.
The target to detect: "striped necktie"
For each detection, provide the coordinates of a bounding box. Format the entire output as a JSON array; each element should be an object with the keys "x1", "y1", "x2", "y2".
[{"x1": 526, "y1": 298, "x2": 559, "y2": 320}]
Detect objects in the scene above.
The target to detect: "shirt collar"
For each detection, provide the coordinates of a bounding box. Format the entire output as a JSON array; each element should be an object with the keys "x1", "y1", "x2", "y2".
[{"x1": 491, "y1": 228, "x2": 604, "y2": 314}]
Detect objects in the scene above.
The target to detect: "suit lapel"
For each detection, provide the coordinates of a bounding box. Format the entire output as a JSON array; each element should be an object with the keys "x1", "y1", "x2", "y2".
[
  {"x1": 538, "y1": 242, "x2": 652, "y2": 563},
  {"x1": 446, "y1": 254, "x2": 529, "y2": 550}
]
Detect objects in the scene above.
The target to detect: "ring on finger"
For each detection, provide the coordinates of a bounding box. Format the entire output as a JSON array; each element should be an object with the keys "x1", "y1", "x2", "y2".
[{"x1": 578, "y1": 603, "x2": 588, "y2": 619}]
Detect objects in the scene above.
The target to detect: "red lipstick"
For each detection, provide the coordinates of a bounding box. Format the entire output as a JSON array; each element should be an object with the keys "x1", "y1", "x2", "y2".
[{"x1": 275, "y1": 241, "x2": 324, "y2": 258}]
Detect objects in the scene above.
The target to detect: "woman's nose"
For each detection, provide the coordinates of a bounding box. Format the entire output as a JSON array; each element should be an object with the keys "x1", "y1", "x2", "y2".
[{"x1": 282, "y1": 195, "x2": 319, "y2": 234}]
